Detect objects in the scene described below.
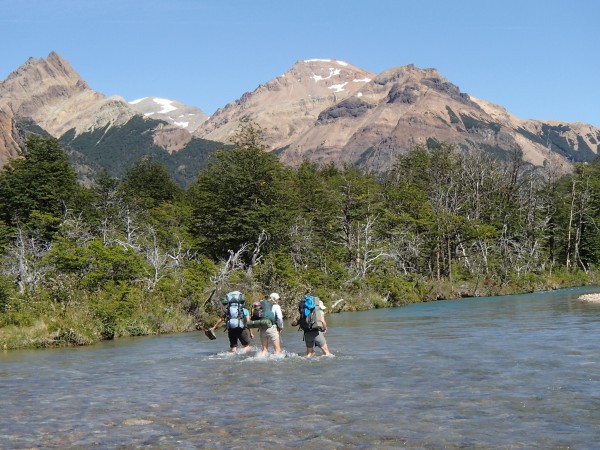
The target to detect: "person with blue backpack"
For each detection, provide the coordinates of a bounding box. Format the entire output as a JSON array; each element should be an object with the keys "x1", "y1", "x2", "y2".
[
  {"x1": 295, "y1": 295, "x2": 331, "y2": 357},
  {"x1": 210, "y1": 291, "x2": 254, "y2": 353}
]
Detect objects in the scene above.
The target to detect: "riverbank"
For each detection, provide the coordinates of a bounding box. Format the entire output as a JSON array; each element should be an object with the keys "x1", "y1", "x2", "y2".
[{"x1": 2, "y1": 270, "x2": 600, "y2": 351}]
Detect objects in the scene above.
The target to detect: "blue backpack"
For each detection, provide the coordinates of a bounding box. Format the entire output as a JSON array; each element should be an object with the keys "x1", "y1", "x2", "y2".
[{"x1": 298, "y1": 295, "x2": 323, "y2": 331}]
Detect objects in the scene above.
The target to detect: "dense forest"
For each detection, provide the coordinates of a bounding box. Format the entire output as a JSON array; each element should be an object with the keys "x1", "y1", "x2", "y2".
[{"x1": 1, "y1": 123, "x2": 599, "y2": 349}]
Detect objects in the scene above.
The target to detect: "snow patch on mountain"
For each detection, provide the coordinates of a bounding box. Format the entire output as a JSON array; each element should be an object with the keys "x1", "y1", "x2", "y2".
[
  {"x1": 312, "y1": 67, "x2": 342, "y2": 82},
  {"x1": 304, "y1": 59, "x2": 349, "y2": 66},
  {"x1": 329, "y1": 82, "x2": 348, "y2": 93},
  {"x1": 152, "y1": 98, "x2": 177, "y2": 114},
  {"x1": 128, "y1": 96, "x2": 208, "y2": 132},
  {"x1": 129, "y1": 97, "x2": 147, "y2": 105}
]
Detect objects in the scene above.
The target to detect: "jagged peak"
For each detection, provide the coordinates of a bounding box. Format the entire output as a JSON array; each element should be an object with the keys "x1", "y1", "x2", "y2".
[
  {"x1": 290, "y1": 58, "x2": 371, "y2": 74},
  {"x1": 374, "y1": 64, "x2": 442, "y2": 85},
  {"x1": 5, "y1": 50, "x2": 82, "y2": 86},
  {"x1": 274, "y1": 59, "x2": 375, "y2": 91},
  {"x1": 47, "y1": 50, "x2": 64, "y2": 62}
]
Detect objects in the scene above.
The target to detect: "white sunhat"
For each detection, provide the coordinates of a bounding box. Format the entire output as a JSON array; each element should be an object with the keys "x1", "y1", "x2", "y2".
[
  {"x1": 269, "y1": 292, "x2": 280, "y2": 301},
  {"x1": 318, "y1": 300, "x2": 327, "y2": 310}
]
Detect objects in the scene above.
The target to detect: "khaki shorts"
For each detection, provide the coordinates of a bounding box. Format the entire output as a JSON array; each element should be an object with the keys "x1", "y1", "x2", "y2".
[
  {"x1": 260, "y1": 324, "x2": 280, "y2": 347},
  {"x1": 304, "y1": 329, "x2": 327, "y2": 348}
]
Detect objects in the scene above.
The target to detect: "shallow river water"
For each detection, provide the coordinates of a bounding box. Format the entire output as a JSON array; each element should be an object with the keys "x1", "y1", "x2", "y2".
[{"x1": 2, "y1": 287, "x2": 600, "y2": 449}]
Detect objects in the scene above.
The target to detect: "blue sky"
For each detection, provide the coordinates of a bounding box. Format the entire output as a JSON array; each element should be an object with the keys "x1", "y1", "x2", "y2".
[{"x1": 1, "y1": 0, "x2": 599, "y2": 127}]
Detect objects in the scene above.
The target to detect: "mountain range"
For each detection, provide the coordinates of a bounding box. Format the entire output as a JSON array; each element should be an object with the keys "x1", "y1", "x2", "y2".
[{"x1": 1, "y1": 51, "x2": 599, "y2": 186}]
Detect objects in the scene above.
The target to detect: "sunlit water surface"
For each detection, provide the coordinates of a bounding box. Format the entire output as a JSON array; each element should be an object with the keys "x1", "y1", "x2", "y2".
[{"x1": 2, "y1": 287, "x2": 600, "y2": 449}]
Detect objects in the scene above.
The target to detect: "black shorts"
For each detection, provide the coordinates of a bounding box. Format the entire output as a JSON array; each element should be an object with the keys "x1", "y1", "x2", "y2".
[{"x1": 228, "y1": 327, "x2": 251, "y2": 348}]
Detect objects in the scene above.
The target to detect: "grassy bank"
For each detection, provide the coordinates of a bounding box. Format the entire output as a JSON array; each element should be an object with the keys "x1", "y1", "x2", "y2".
[{"x1": 2, "y1": 270, "x2": 599, "y2": 351}]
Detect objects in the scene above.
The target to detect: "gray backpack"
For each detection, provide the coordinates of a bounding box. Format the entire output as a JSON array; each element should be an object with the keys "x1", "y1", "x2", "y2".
[{"x1": 224, "y1": 291, "x2": 246, "y2": 330}]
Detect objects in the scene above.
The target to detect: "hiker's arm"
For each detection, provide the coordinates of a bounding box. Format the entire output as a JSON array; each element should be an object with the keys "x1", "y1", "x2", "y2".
[
  {"x1": 273, "y1": 304, "x2": 284, "y2": 331},
  {"x1": 321, "y1": 315, "x2": 328, "y2": 333},
  {"x1": 211, "y1": 317, "x2": 223, "y2": 331},
  {"x1": 244, "y1": 310, "x2": 254, "y2": 339}
]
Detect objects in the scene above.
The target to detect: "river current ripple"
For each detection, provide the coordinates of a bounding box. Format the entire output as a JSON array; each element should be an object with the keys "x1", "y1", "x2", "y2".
[{"x1": 2, "y1": 286, "x2": 600, "y2": 449}]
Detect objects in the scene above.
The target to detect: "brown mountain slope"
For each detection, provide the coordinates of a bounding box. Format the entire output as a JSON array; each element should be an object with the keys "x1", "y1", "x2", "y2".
[
  {"x1": 0, "y1": 52, "x2": 197, "y2": 165},
  {"x1": 195, "y1": 59, "x2": 376, "y2": 150},
  {"x1": 0, "y1": 52, "x2": 136, "y2": 138},
  {"x1": 0, "y1": 110, "x2": 21, "y2": 166},
  {"x1": 2, "y1": 53, "x2": 598, "y2": 175},
  {"x1": 198, "y1": 62, "x2": 600, "y2": 172}
]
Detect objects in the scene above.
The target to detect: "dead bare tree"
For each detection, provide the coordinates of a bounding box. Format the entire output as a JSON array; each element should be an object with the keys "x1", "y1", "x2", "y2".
[
  {"x1": 113, "y1": 204, "x2": 141, "y2": 251},
  {"x1": 354, "y1": 215, "x2": 388, "y2": 280},
  {"x1": 141, "y1": 226, "x2": 171, "y2": 291},
  {"x1": 139, "y1": 226, "x2": 197, "y2": 291},
  {"x1": 249, "y1": 229, "x2": 269, "y2": 270},
  {"x1": 59, "y1": 205, "x2": 93, "y2": 245},
  {"x1": 3, "y1": 225, "x2": 52, "y2": 294},
  {"x1": 288, "y1": 218, "x2": 314, "y2": 271},
  {"x1": 387, "y1": 228, "x2": 423, "y2": 275},
  {"x1": 204, "y1": 243, "x2": 249, "y2": 305}
]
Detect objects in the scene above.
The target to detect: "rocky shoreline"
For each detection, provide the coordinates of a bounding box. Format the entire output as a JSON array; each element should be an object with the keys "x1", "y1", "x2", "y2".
[{"x1": 578, "y1": 293, "x2": 600, "y2": 303}]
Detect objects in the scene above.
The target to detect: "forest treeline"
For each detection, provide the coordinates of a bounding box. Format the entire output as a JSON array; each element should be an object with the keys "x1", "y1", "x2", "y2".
[{"x1": 1, "y1": 123, "x2": 599, "y2": 349}]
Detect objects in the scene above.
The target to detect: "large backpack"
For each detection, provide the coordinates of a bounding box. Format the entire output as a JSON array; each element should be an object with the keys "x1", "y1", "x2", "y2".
[
  {"x1": 224, "y1": 291, "x2": 246, "y2": 330},
  {"x1": 298, "y1": 295, "x2": 323, "y2": 332},
  {"x1": 250, "y1": 300, "x2": 276, "y2": 324}
]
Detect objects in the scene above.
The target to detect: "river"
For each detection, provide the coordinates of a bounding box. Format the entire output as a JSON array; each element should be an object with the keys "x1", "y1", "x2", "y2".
[{"x1": 2, "y1": 287, "x2": 600, "y2": 449}]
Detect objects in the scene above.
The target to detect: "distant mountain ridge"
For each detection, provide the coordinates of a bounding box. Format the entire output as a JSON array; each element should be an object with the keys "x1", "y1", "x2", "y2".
[
  {"x1": 1, "y1": 52, "x2": 599, "y2": 184},
  {"x1": 0, "y1": 52, "x2": 219, "y2": 186},
  {"x1": 194, "y1": 60, "x2": 600, "y2": 172}
]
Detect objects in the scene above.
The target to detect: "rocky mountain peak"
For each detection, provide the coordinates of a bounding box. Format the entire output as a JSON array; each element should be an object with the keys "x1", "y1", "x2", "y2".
[
  {"x1": 0, "y1": 51, "x2": 135, "y2": 139},
  {"x1": 1, "y1": 52, "x2": 599, "y2": 180},
  {"x1": 194, "y1": 58, "x2": 376, "y2": 149},
  {"x1": 1, "y1": 52, "x2": 87, "y2": 117}
]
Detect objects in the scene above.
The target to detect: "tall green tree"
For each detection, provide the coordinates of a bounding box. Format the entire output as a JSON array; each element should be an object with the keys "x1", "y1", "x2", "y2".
[
  {"x1": 0, "y1": 136, "x2": 81, "y2": 234},
  {"x1": 187, "y1": 122, "x2": 292, "y2": 259},
  {"x1": 120, "y1": 158, "x2": 183, "y2": 208}
]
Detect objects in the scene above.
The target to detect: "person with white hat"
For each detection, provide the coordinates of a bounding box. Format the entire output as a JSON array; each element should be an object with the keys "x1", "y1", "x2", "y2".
[{"x1": 257, "y1": 292, "x2": 284, "y2": 355}]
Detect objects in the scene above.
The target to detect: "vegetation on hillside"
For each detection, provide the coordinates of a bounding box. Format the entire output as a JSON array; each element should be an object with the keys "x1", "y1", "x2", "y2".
[
  {"x1": 1, "y1": 126, "x2": 600, "y2": 349},
  {"x1": 59, "y1": 116, "x2": 225, "y2": 187}
]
